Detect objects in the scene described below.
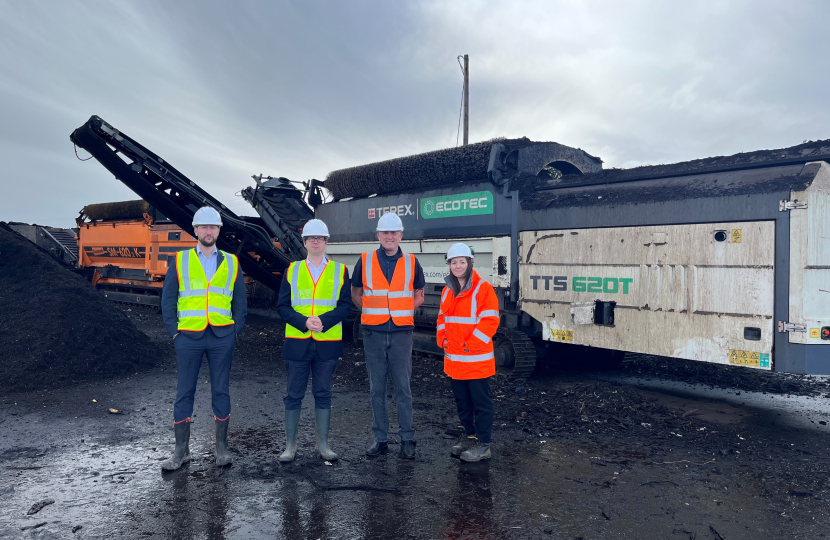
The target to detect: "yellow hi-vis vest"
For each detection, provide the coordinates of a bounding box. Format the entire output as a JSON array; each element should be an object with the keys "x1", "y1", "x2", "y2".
[
  {"x1": 176, "y1": 249, "x2": 237, "y2": 331},
  {"x1": 286, "y1": 259, "x2": 345, "y2": 341}
]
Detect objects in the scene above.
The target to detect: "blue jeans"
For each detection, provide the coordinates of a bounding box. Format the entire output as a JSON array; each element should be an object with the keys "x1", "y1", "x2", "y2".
[
  {"x1": 283, "y1": 341, "x2": 339, "y2": 410},
  {"x1": 173, "y1": 329, "x2": 235, "y2": 422},
  {"x1": 362, "y1": 328, "x2": 414, "y2": 442}
]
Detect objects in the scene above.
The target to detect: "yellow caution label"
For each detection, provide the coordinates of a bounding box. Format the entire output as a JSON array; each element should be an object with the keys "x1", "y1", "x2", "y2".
[
  {"x1": 729, "y1": 349, "x2": 770, "y2": 368},
  {"x1": 549, "y1": 329, "x2": 573, "y2": 342},
  {"x1": 731, "y1": 229, "x2": 742, "y2": 243},
  {"x1": 810, "y1": 328, "x2": 820, "y2": 338}
]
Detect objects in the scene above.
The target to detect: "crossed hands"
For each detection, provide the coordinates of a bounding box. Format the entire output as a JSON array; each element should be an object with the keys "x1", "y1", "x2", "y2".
[{"x1": 305, "y1": 316, "x2": 324, "y2": 333}]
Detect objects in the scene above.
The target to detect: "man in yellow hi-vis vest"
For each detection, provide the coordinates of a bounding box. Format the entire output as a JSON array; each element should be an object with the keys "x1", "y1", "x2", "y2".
[
  {"x1": 160, "y1": 207, "x2": 247, "y2": 471},
  {"x1": 276, "y1": 219, "x2": 352, "y2": 462}
]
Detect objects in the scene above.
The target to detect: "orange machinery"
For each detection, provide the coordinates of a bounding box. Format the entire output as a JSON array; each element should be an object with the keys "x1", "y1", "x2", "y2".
[
  {"x1": 76, "y1": 200, "x2": 195, "y2": 309},
  {"x1": 76, "y1": 200, "x2": 280, "y2": 309}
]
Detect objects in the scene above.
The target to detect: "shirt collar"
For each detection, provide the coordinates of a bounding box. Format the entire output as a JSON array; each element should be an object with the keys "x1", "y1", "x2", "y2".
[
  {"x1": 196, "y1": 244, "x2": 218, "y2": 258},
  {"x1": 306, "y1": 256, "x2": 328, "y2": 269}
]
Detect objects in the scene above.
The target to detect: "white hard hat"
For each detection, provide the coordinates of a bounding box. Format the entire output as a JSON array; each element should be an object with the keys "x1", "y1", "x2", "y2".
[
  {"x1": 376, "y1": 212, "x2": 404, "y2": 232},
  {"x1": 446, "y1": 243, "x2": 474, "y2": 260},
  {"x1": 302, "y1": 219, "x2": 329, "y2": 237},
  {"x1": 192, "y1": 206, "x2": 222, "y2": 227}
]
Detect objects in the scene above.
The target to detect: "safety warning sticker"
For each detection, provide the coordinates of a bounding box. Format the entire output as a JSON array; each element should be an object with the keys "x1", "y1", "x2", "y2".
[
  {"x1": 810, "y1": 328, "x2": 820, "y2": 338},
  {"x1": 731, "y1": 229, "x2": 742, "y2": 243},
  {"x1": 549, "y1": 329, "x2": 573, "y2": 342},
  {"x1": 729, "y1": 349, "x2": 770, "y2": 368}
]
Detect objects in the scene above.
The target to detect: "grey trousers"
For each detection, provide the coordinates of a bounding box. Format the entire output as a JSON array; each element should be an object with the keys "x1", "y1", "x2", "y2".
[{"x1": 362, "y1": 327, "x2": 414, "y2": 442}]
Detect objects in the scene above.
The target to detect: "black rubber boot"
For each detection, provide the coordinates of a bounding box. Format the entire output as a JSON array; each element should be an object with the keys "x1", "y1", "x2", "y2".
[
  {"x1": 400, "y1": 440, "x2": 416, "y2": 460},
  {"x1": 315, "y1": 409, "x2": 338, "y2": 461},
  {"x1": 161, "y1": 421, "x2": 191, "y2": 471},
  {"x1": 215, "y1": 417, "x2": 233, "y2": 466},
  {"x1": 280, "y1": 409, "x2": 301, "y2": 463},
  {"x1": 366, "y1": 441, "x2": 388, "y2": 457}
]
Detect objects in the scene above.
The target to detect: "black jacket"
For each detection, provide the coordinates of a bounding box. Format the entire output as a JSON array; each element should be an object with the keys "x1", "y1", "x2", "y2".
[
  {"x1": 277, "y1": 262, "x2": 353, "y2": 360},
  {"x1": 161, "y1": 250, "x2": 247, "y2": 339}
]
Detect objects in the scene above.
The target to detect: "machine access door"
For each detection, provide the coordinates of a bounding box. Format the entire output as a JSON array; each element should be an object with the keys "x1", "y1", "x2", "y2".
[
  {"x1": 788, "y1": 161, "x2": 830, "y2": 344},
  {"x1": 520, "y1": 222, "x2": 775, "y2": 369}
]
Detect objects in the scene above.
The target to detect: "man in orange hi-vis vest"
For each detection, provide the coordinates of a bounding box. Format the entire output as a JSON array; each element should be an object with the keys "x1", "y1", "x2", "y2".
[
  {"x1": 437, "y1": 243, "x2": 500, "y2": 462},
  {"x1": 351, "y1": 212, "x2": 425, "y2": 459}
]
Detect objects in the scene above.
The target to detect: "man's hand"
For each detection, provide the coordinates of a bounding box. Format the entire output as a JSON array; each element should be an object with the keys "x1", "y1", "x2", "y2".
[
  {"x1": 351, "y1": 286, "x2": 364, "y2": 308},
  {"x1": 414, "y1": 289, "x2": 425, "y2": 309},
  {"x1": 442, "y1": 338, "x2": 449, "y2": 350},
  {"x1": 305, "y1": 316, "x2": 324, "y2": 333}
]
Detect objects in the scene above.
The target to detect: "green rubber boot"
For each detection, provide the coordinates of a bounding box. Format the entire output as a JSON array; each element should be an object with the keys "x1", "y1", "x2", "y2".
[
  {"x1": 161, "y1": 421, "x2": 191, "y2": 471},
  {"x1": 215, "y1": 417, "x2": 233, "y2": 466},
  {"x1": 315, "y1": 408, "x2": 339, "y2": 461},
  {"x1": 279, "y1": 409, "x2": 301, "y2": 463}
]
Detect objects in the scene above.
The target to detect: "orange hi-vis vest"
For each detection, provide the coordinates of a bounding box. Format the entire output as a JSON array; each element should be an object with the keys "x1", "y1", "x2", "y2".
[
  {"x1": 436, "y1": 270, "x2": 500, "y2": 380},
  {"x1": 360, "y1": 249, "x2": 416, "y2": 326}
]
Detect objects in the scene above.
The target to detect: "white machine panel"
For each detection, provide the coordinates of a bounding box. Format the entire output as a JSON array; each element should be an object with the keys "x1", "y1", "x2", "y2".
[
  {"x1": 520, "y1": 222, "x2": 775, "y2": 369},
  {"x1": 789, "y1": 161, "x2": 830, "y2": 344}
]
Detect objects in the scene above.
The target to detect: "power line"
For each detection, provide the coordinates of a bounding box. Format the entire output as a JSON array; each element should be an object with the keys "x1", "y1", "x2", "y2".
[{"x1": 455, "y1": 55, "x2": 465, "y2": 147}]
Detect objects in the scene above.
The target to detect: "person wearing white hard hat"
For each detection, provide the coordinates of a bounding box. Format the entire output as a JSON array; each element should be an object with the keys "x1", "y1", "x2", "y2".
[
  {"x1": 160, "y1": 206, "x2": 247, "y2": 470},
  {"x1": 437, "y1": 243, "x2": 500, "y2": 462},
  {"x1": 276, "y1": 219, "x2": 352, "y2": 462},
  {"x1": 351, "y1": 211, "x2": 425, "y2": 459}
]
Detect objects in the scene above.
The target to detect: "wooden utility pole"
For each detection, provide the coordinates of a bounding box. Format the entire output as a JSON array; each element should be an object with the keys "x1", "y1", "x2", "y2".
[{"x1": 463, "y1": 54, "x2": 469, "y2": 146}]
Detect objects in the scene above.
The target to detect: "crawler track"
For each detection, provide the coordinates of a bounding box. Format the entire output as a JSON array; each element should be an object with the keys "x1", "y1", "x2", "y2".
[{"x1": 496, "y1": 327, "x2": 537, "y2": 379}]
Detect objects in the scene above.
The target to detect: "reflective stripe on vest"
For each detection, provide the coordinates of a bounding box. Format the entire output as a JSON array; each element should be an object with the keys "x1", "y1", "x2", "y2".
[
  {"x1": 445, "y1": 351, "x2": 495, "y2": 363},
  {"x1": 360, "y1": 250, "x2": 416, "y2": 326},
  {"x1": 472, "y1": 328, "x2": 491, "y2": 344},
  {"x1": 286, "y1": 259, "x2": 344, "y2": 341},
  {"x1": 176, "y1": 249, "x2": 236, "y2": 331},
  {"x1": 443, "y1": 279, "x2": 488, "y2": 324}
]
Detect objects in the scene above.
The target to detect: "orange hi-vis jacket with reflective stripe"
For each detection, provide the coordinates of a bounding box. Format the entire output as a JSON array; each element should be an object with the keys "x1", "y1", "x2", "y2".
[
  {"x1": 436, "y1": 270, "x2": 501, "y2": 380},
  {"x1": 360, "y1": 249, "x2": 416, "y2": 326}
]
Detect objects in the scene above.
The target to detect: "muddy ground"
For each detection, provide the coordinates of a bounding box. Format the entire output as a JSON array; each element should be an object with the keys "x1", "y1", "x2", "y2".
[{"x1": 2, "y1": 311, "x2": 830, "y2": 539}]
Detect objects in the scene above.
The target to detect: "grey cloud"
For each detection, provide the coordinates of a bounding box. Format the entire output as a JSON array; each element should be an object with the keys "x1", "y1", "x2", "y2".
[{"x1": 1, "y1": 0, "x2": 830, "y2": 227}]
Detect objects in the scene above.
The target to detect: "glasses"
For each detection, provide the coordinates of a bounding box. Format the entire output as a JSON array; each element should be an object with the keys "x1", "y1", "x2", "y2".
[{"x1": 306, "y1": 236, "x2": 327, "y2": 243}]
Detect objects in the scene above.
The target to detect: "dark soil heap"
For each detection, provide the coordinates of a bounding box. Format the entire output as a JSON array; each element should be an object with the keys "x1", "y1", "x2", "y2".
[{"x1": 0, "y1": 223, "x2": 163, "y2": 391}]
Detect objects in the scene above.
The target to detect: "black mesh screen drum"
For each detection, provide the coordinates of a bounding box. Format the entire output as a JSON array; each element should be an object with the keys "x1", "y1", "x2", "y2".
[{"x1": 324, "y1": 140, "x2": 496, "y2": 200}]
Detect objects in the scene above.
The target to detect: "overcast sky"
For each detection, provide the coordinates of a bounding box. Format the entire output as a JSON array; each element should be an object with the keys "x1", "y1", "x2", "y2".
[{"x1": 2, "y1": 0, "x2": 829, "y2": 228}]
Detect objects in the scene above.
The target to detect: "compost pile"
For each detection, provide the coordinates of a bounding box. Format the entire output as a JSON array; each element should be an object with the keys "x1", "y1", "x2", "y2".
[
  {"x1": 622, "y1": 354, "x2": 830, "y2": 397},
  {"x1": 324, "y1": 140, "x2": 499, "y2": 199},
  {"x1": 0, "y1": 223, "x2": 162, "y2": 392}
]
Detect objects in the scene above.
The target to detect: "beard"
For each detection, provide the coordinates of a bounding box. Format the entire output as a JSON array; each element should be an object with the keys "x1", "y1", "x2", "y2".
[{"x1": 199, "y1": 237, "x2": 217, "y2": 248}]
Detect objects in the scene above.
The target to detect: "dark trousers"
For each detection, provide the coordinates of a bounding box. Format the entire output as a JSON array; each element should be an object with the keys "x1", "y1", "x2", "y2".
[
  {"x1": 173, "y1": 330, "x2": 235, "y2": 422},
  {"x1": 451, "y1": 378, "x2": 493, "y2": 444},
  {"x1": 362, "y1": 328, "x2": 414, "y2": 442},
  {"x1": 284, "y1": 341, "x2": 339, "y2": 410}
]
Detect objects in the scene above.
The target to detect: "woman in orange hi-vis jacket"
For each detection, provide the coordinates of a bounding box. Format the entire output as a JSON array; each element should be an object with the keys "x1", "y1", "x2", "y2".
[{"x1": 436, "y1": 243, "x2": 500, "y2": 462}]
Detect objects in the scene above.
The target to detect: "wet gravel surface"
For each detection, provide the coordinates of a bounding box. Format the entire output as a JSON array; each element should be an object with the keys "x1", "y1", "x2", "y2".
[{"x1": 1, "y1": 311, "x2": 829, "y2": 539}]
